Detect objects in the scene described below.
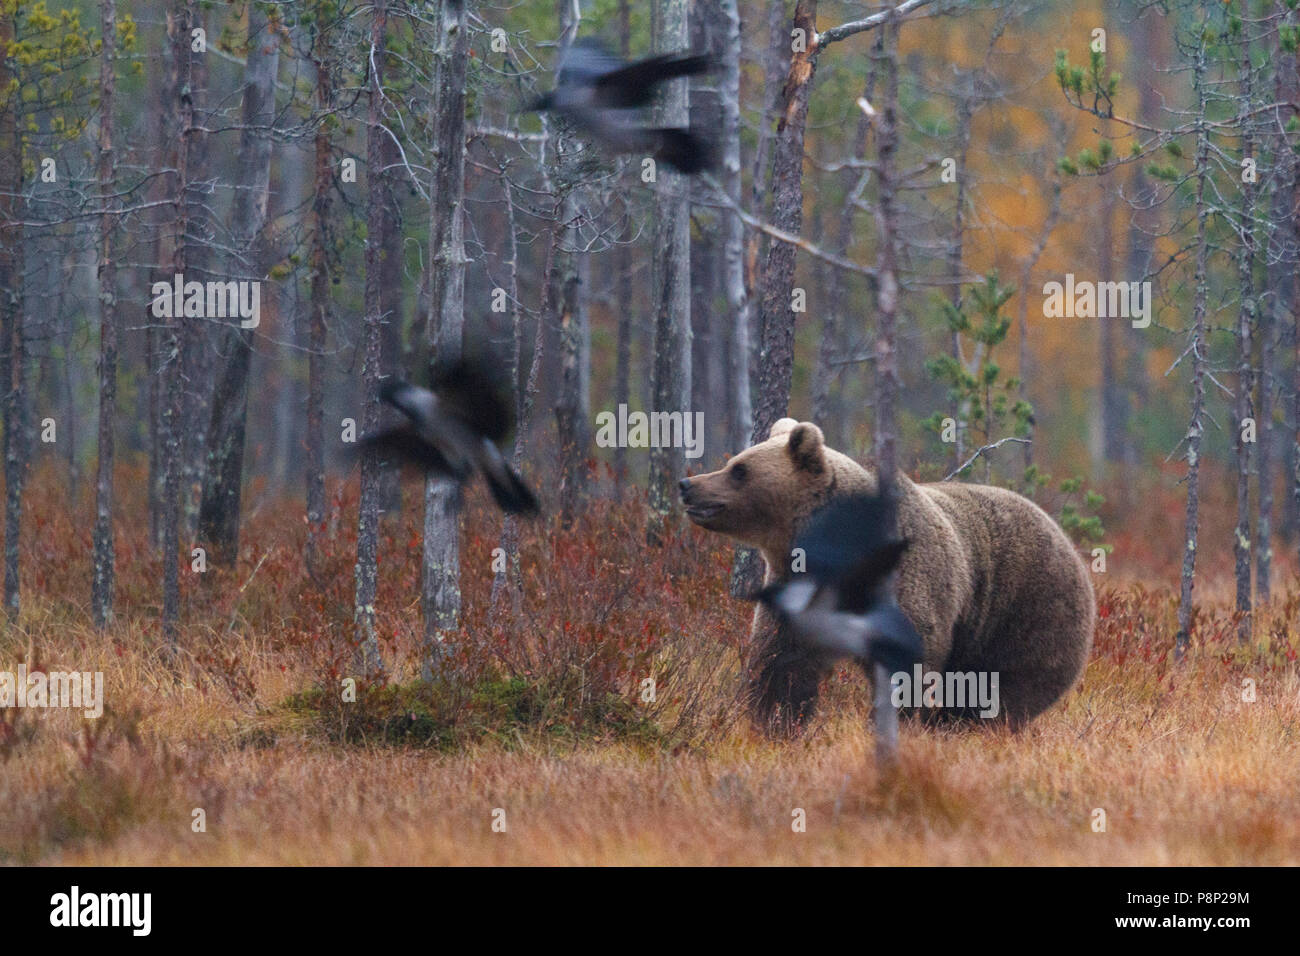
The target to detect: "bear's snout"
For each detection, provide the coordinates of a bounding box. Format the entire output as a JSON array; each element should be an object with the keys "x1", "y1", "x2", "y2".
[{"x1": 680, "y1": 476, "x2": 725, "y2": 525}]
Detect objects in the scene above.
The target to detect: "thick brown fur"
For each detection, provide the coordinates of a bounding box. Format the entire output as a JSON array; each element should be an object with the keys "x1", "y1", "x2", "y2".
[{"x1": 681, "y1": 418, "x2": 1096, "y2": 735}]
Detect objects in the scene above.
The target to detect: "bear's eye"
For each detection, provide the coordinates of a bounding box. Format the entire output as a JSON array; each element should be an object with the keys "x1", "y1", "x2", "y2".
[{"x1": 730, "y1": 463, "x2": 748, "y2": 483}]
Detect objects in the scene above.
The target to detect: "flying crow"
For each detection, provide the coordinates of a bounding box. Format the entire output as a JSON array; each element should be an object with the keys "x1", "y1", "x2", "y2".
[
  {"x1": 753, "y1": 488, "x2": 922, "y2": 762},
  {"x1": 357, "y1": 356, "x2": 539, "y2": 516},
  {"x1": 528, "y1": 39, "x2": 716, "y2": 174}
]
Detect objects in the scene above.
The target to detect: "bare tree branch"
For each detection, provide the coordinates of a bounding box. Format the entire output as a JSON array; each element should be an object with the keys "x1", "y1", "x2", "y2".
[
  {"x1": 817, "y1": 0, "x2": 941, "y2": 49},
  {"x1": 944, "y1": 437, "x2": 1031, "y2": 481}
]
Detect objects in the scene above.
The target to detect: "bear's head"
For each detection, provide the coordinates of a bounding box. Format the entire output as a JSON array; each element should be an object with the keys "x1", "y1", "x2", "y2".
[{"x1": 680, "y1": 418, "x2": 843, "y2": 556}]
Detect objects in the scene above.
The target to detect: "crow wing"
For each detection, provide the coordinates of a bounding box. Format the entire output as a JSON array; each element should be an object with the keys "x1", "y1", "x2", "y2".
[
  {"x1": 427, "y1": 355, "x2": 515, "y2": 445},
  {"x1": 356, "y1": 426, "x2": 462, "y2": 478},
  {"x1": 592, "y1": 52, "x2": 715, "y2": 109},
  {"x1": 793, "y1": 490, "x2": 907, "y2": 611}
]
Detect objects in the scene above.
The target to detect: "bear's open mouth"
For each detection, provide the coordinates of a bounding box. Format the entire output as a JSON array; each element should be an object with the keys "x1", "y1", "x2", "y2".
[{"x1": 685, "y1": 503, "x2": 723, "y2": 521}]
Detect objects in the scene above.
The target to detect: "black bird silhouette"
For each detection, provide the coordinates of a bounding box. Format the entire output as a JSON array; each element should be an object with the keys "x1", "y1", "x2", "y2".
[
  {"x1": 754, "y1": 488, "x2": 922, "y2": 762},
  {"x1": 527, "y1": 39, "x2": 716, "y2": 174},
  {"x1": 357, "y1": 356, "x2": 539, "y2": 516},
  {"x1": 754, "y1": 489, "x2": 922, "y2": 675}
]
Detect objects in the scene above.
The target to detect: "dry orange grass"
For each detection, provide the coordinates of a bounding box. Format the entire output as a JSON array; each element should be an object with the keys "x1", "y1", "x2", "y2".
[{"x1": 2, "y1": 463, "x2": 1299, "y2": 865}]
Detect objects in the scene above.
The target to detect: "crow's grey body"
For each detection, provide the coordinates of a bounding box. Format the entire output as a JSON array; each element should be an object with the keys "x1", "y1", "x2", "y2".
[
  {"x1": 756, "y1": 490, "x2": 922, "y2": 676},
  {"x1": 529, "y1": 40, "x2": 715, "y2": 173},
  {"x1": 359, "y1": 359, "x2": 539, "y2": 516},
  {"x1": 754, "y1": 490, "x2": 922, "y2": 762}
]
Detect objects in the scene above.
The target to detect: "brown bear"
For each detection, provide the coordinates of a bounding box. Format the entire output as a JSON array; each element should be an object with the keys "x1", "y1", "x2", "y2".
[{"x1": 679, "y1": 417, "x2": 1095, "y2": 732}]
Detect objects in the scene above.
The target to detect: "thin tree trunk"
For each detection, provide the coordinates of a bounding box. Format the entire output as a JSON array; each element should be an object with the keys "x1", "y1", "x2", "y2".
[
  {"x1": 304, "y1": 37, "x2": 333, "y2": 579},
  {"x1": 553, "y1": 0, "x2": 590, "y2": 529},
  {"x1": 197, "y1": 5, "x2": 280, "y2": 567},
  {"x1": 808, "y1": 198, "x2": 835, "y2": 427},
  {"x1": 160, "y1": 0, "x2": 197, "y2": 650},
  {"x1": 354, "y1": 0, "x2": 390, "y2": 679},
  {"x1": 1257, "y1": 23, "x2": 1294, "y2": 603},
  {"x1": 731, "y1": 0, "x2": 786, "y2": 493},
  {"x1": 1257, "y1": 290, "x2": 1275, "y2": 604},
  {"x1": 1233, "y1": 32, "x2": 1255, "y2": 645},
  {"x1": 873, "y1": 7, "x2": 902, "y2": 496},
  {"x1": 0, "y1": 3, "x2": 24, "y2": 622},
  {"x1": 646, "y1": 0, "x2": 693, "y2": 547},
  {"x1": 731, "y1": 0, "x2": 818, "y2": 592},
  {"x1": 555, "y1": 266, "x2": 589, "y2": 528},
  {"x1": 746, "y1": 0, "x2": 788, "y2": 316},
  {"x1": 146, "y1": 50, "x2": 170, "y2": 551},
  {"x1": 1175, "y1": 50, "x2": 1211, "y2": 662},
  {"x1": 92, "y1": 0, "x2": 118, "y2": 627},
  {"x1": 376, "y1": 128, "x2": 404, "y2": 514},
  {"x1": 1018, "y1": 180, "x2": 1061, "y2": 473},
  {"x1": 750, "y1": 0, "x2": 818, "y2": 445},
  {"x1": 180, "y1": 5, "x2": 211, "y2": 537},
  {"x1": 421, "y1": 0, "x2": 470, "y2": 673},
  {"x1": 1098, "y1": 183, "x2": 1126, "y2": 467},
  {"x1": 613, "y1": 209, "x2": 634, "y2": 486},
  {"x1": 820, "y1": 68, "x2": 877, "y2": 450},
  {"x1": 946, "y1": 96, "x2": 972, "y2": 472},
  {"x1": 1123, "y1": 4, "x2": 1163, "y2": 465},
  {"x1": 719, "y1": 0, "x2": 751, "y2": 455},
  {"x1": 611, "y1": 0, "x2": 633, "y2": 487},
  {"x1": 490, "y1": 161, "x2": 525, "y2": 620}
]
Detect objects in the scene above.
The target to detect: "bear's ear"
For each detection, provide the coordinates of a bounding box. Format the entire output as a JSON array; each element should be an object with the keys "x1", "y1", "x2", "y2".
[
  {"x1": 769, "y1": 418, "x2": 799, "y2": 440},
  {"x1": 786, "y1": 422, "x2": 825, "y2": 474}
]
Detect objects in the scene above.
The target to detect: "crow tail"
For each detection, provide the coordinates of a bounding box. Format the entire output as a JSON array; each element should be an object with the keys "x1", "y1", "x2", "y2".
[
  {"x1": 652, "y1": 128, "x2": 716, "y2": 174},
  {"x1": 482, "y1": 451, "x2": 540, "y2": 516}
]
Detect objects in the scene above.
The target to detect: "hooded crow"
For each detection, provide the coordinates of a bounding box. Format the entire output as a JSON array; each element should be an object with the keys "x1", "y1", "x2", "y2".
[
  {"x1": 755, "y1": 490, "x2": 922, "y2": 672},
  {"x1": 527, "y1": 39, "x2": 716, "y2": 174},
  {"x1": 753, "y1": 488, "x2": 922, "y2": 762},
  {"x1": 357, "y1": 355, "x2": 540, "y2": 516}
]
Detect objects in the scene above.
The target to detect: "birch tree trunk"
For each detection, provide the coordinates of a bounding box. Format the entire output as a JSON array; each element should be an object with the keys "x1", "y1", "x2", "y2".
[
  {"x1": 872, "y1": 7, "x2": 902, "y2": 496},
  {"x1": 92, "y1": 0, "x2": 118, "y2": 627},
  {"x1": 179, "y1": 5, "x2": 212, "y2": 537},
  {"x1": 421, "y1": 0, "x2": 469, "y2": 675},
  {"x1": 945, "y1": 95, "x2": 972, "y2": 473},
  {"x1": 1257, "y1": 279, "x2": 1276, "y2": 605},
  {"x1": 1174, "y1": 49, "x2": 1211, "y2": 662},
  {"x1": 1232, "y1": 32, "x2": 1255, "y2": 644},
  {"x1": 354, "y1": 0, "x2": 390, "y2": 679},
  {"x1": 726, "y1": 0, "x2": 785, "y2": 594},
  {"x1": 720, "y1": 0, "x2": 751, "y2": 455}
]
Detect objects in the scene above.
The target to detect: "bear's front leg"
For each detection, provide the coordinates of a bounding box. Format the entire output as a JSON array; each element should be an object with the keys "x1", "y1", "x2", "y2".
[{"x1": 746, "y1": 608, "x2": 831, "y2": 737}]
